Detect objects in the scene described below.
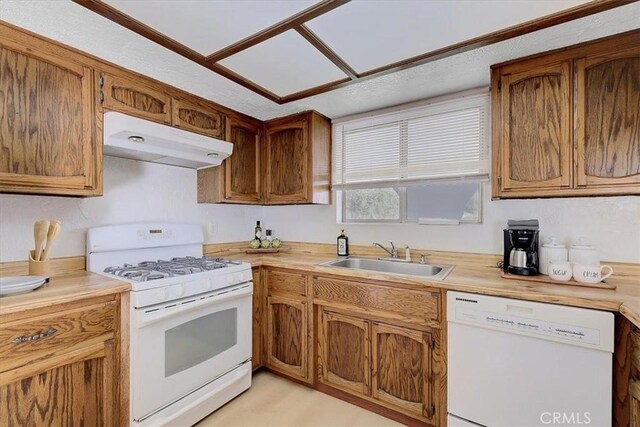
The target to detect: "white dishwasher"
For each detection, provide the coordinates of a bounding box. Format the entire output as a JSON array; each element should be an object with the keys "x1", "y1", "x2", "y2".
[{"x1": 447, "y1": 291, "x2": 614, "y2": 427}]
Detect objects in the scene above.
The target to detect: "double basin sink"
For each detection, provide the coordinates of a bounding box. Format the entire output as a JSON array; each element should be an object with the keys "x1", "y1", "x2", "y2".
[{"x1": 319, "y1": 257, "x2": 454, "y2": 280}]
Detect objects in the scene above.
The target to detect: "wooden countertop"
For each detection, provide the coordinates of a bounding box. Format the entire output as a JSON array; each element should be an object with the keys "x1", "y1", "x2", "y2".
[
  {"x1": 230, "y1": 252, "x2": 640, "y2": 327},
  {"x1": 0, "y1": 271, "x2": 130, "y2": 316}
]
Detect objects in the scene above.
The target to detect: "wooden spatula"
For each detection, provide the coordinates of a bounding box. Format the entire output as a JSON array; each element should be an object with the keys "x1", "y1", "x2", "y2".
[
  {"x1": 41, "y1": 220, "x2": 62, "y2": 261},
  {"x1": 34, "y1": 220, "x2": 50, "y2": 261}
]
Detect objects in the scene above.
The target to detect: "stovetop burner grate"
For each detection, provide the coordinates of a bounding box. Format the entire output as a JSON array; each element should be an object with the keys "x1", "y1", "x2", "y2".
[{"x1": 104, "y1": 256, "x2": 242, "y2": 282}]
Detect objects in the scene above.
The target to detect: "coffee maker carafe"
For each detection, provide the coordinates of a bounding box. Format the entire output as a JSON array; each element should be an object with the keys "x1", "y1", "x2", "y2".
[{"x1": 503, "y1": 219, "x2": 539, "y2": 276}]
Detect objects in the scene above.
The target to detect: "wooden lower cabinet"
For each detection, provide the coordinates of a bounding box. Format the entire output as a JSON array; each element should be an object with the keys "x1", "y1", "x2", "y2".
[
  {"x1": 372, "y1": 323, "x2": 435, "y2": 423},
  {"x1": 0, "y1": 295, "x2": 127, "y2": 426},
  {"x1": 316, "y1": 306, "x2": 440, "y2": 425},
  {"x1": 631, "y1": 381, "x2": 640, "y2": 426},
  {"x1": 266, "y1": 295, "x2": 308, "y2": 382},
  {"x1": 0, "y1": 340, "x2": 117, "y2": 426},
  {"x1": 258, "y1": 271, "x2": 443, "y2": 425},
  {"x1": 318, "y1": 310, "x2": 370, "y2": 396},
  {"x1": 251, "y1": 267, "x2": 264, "y2": 370}
]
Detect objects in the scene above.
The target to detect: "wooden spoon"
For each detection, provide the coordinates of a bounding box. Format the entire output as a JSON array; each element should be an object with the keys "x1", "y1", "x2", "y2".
[
  {"x1": 34, "y1": 220, "x2": 50, "y2": 261},
  {"x1": 41, "y1": 220, "x2": 62, "y2": 261}
]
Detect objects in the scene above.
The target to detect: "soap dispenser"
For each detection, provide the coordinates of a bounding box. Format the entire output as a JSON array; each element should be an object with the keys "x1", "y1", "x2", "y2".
[{"x1": 337, "y1": 230, "x2": 349, "y2": 257}]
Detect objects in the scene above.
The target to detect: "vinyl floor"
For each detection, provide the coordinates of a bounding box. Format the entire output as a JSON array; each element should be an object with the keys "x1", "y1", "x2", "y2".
[{"x1": 195, "y1": 371, "x2": 401, "y2": 427}]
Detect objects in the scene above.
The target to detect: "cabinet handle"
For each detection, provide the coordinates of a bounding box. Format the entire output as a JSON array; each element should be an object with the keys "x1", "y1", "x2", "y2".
[
  {"x1": 12, "y1": 327, "x2": 57, "y2": 344},
  {"x1": 98, "y1": 74, "x2": 104, "y2": 87},
  {"x1": 98, "y1": 91, "x2": 104, "y2": 104}
]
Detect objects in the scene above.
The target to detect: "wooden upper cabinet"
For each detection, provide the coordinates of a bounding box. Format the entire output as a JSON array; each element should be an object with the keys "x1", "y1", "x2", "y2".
[
  {"x1": 172, "y1": 96, "x2": 225, "y2": 139},
  {"x1": 225, "y1": 117, "x2": 261, "y2": 202},
  {"x1": 265, "y1": 117, "x2": 309, "y2": 203},
  {"x1": 576, "y1": 47, "x2": 640, "y2": 188},
  {"x1": 100, "y1": 73, "x2": 171, "y2": 124},
  {"x1": 492, "y1": 31, "x2": 640, "y2": 198},
  {"x1": 0, "y1": 35, "x2": 100, "y2": 196},
  {"x1": 264, "y1": 111, "x2": 331, "y2": 205},
  {"x1": 199, "y1": 110, "x2": 331, "y2": 205},
  {"x1": 371, "y1": 323, "x2": 434, "y2": 423},
  {"x1": 318, "y1": 310, "x2": 370, "y2": 397},
  {"x1": 197, "y1": 115, "x2": 262, "y2": 204},
  {"x1": 498, "y1": 61, "x2": 572, "y2": 193}
]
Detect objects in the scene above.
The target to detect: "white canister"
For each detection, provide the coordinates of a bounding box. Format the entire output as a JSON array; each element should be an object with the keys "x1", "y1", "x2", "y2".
[
  {"x1": 548, "y1": 261, "x2": 573, "y2": 281},
  {"x1": 539, "y1": 237, "x2": 568, "y2": 275},
  {"x1": 569, "y1": 237, "x2": 600, "y2": 265},
  {"x1": 572, "y1": 264, "x2": 614, "y2": 284}
]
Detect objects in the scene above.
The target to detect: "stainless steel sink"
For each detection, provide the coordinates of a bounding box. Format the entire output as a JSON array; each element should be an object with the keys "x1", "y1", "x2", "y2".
[{"x1": 319, "y1": 257, "x2": 454, "y2": 280}]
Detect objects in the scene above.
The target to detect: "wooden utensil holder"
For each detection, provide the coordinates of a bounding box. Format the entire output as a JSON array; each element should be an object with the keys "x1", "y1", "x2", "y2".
[{"x1": 28, "y1": 250, "x2": 50, "y2": 278}]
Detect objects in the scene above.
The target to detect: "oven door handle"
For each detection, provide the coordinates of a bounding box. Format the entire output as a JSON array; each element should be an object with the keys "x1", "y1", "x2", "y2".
[{"x1": 137, "y1": 284, "x2": 252, "y2": 327}]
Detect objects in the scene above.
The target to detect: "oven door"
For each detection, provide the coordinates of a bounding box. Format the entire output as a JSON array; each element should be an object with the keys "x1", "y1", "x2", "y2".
[{"x1": 132, "y1": 282, "x2": 252, "y2": 422}]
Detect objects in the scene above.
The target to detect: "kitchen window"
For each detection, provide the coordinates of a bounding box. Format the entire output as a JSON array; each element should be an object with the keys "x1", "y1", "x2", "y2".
[{"x1": 333, "y1": 92, "x2": 489, "y2": 224}]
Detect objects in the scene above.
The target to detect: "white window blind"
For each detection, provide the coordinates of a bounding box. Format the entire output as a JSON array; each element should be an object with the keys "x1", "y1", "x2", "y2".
[{"x1": 333, "y1": 93, "x2": 490, "y2": 190}]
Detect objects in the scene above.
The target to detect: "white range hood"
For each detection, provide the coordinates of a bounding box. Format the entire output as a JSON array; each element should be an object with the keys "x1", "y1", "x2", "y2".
[{"x1": 103, "y1": 112, "x2": 233, "y2": 169}]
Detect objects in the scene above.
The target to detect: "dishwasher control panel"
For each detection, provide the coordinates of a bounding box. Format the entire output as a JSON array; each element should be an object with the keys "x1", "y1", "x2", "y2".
[
  {"x1": 447, "y1": 291, "x2": 615, "y2": 352},
  {"x1": 455, "y1": 307, "x2": 600, "y2": 345}
]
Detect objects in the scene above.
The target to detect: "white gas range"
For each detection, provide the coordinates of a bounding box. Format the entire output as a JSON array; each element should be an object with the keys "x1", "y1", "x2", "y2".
[{"x1": 87, "y1": 223, "x2": 252, "y2": 427}]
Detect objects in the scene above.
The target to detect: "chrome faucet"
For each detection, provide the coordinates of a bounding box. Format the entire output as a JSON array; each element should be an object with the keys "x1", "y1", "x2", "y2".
[{"x1": 373, "y1": 241, "x2": 399, "y2": 259}]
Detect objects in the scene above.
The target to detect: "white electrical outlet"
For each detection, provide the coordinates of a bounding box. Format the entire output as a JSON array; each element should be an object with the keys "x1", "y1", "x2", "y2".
[{"x1": 207, "y1": 221, "x2": 218, "y2": 236}]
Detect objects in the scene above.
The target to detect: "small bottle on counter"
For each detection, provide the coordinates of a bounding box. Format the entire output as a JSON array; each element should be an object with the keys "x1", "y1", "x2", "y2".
[
  {"x1": 266, "y1": 229, "x2": 273, "y2": 243},
  {"x1": 337, "y1": 230, "x2": 349, "y2": 256},
  {"x1": 254, "y1": 221, "x2": 262, "y2": 241}
]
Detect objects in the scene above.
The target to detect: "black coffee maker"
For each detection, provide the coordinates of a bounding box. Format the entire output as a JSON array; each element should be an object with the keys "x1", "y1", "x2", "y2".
[{"x1": 503, "y1": 219, "x2": 539, "y2": 276}]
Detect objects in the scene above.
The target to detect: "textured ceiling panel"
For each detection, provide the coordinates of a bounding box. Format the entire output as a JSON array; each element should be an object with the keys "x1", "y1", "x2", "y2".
[
  {"x1": 102, "y1": 0, "x2": 317, "y2": 55},
  {"x1": 306, "y1": 0, "x2": 588, "y2": 73},
  {"x1": 219, "y1": 30, "x2": 348, "y2": 96}
]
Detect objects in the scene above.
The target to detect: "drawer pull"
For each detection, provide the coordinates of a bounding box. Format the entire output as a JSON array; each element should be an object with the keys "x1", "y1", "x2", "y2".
[{"x1": 12, "y1": 327, "x2": 57, "y2": 344}]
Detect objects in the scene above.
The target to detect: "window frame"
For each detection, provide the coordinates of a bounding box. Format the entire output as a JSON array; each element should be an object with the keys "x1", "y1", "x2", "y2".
[
  {"x1": 334, "y1": 89, "x2": 489, "y2": 225},
  {"x1": 339, "y1": 183, "x2": 483, "y2": 225}
]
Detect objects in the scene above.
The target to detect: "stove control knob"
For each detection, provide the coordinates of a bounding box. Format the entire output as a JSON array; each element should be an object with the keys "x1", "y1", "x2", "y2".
[
  {"x1": 157, "y1": 289, "x2": 168, "y2": 301},
  {"x1": 227, "y1": 275, "x2": 234, "y2": 284},
  {"x1": 175, "y1": 285, "x2": 185, "y2": 297}
]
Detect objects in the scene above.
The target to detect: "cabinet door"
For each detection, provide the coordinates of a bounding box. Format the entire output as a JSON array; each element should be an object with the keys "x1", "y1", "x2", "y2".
[
  {"x1": 371, "y1": 323, "x2": 434, "y2": 423},
  {"x1": 265, "y1": 119, "x2": 309, "y2": 204},
  {"x1": 172, "y1": 96, "x2": 225, "y2": 138},
  {"x1": 498, "y1": 61, "x2": 572, "y2": 194},
  {"x1": 631, "y1": 381, "x2": 640, "y2": 427},
  {"x1": 100, "y1": 73, "x2": 171, "y2": 124},
  {"x1": 252, "y1": 267, "x2": 264, "y2": 370},
  {"x1": 266, "y1": 295, "x2": 307, "y2": 381},
  {"x1": 318, "y1": 310, "x2": 370, "y2": 396},
  {"x1": 576, "y1": 49, "x2": 640, "y2": 190},
  {"x1": 0, "y1": 339, "x2": 117, "y2": 426},
  {"x1": 225, "y1": 117, "x2": 262, "y2": 203},
  {"x1": 0, "y1": 42, "x2": 99, "y2": 195}
]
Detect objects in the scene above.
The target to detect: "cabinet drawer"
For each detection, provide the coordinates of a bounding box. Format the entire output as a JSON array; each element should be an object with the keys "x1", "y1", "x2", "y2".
[
  {"x1": 267, "y1": 270, "x2": 307, "y2": 297},
  {"x1": 313, "y1": 277, "x2": 440, "y2": 323},
  {"x1": 0, "y1": 301, "x2": 116, "y2": 372}
]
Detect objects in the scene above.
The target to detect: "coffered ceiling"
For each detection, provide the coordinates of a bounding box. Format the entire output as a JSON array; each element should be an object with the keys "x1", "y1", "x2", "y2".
[{"x1": 71, "y1": 0, "x2": 629, "y2": 104}]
